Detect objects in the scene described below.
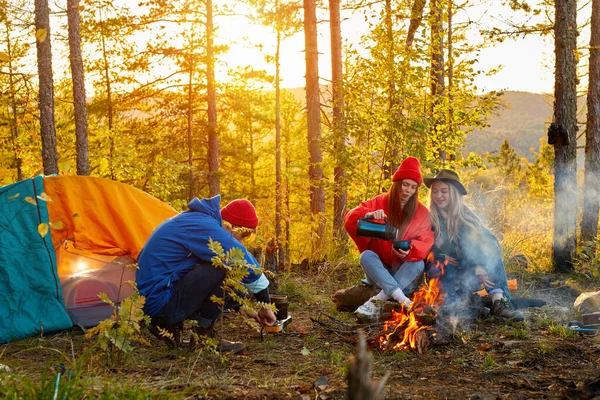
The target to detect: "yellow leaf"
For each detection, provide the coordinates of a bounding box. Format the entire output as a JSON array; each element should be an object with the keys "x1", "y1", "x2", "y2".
[
  {"x1": 0, "y1": 51, "x2": 9, "y2": 62},
  {"x1": 37, "y1": 192, "x2": 53, "y2": 202},
  {"x1": 99, "y1": 158, "x2": 109, "y2": 174},
  {"x1": 38, "y1": 223, "x2": 49, "y2": 238},
  {"x1": 8, "y1": 193, "x2": 20, "y2": 199},
  {"x1": 58, "y1": 159, "x2": 72, "y2": 174},
  {"x1": 25, "y1": 196, "x2": 37, "y2": 205},
  {"x1": 49, "y1": 221, "x2": 64, "y2": 230},
  {"x1": 36, "y1": 28, "x2": 47, "y2": 43}
]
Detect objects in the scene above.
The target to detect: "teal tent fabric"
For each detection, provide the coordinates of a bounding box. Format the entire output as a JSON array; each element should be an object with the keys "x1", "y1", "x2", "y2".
[{"x1": 0, "y1": 176, "x2": 72, "y2": 343}]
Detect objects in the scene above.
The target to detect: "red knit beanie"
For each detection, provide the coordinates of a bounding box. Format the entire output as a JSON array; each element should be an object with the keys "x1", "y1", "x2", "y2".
[
  {"x1": 392, "y1": 157, "x2": 423, "y2": 186},
  {"x1": 220, "y1": 199, "x2": 259, "y2": 229}
]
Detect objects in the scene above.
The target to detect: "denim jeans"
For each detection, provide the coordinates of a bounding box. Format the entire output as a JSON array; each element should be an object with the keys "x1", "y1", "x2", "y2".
[
  {"x1": 151, "y1": 262, "x2": 236, "y2": 329},
  {"x1": 436, "y1": 259, "x2": 511, "y2": 307},
  {"x1": 359, "y1": 250, "x2": 424, "y2": 296}
]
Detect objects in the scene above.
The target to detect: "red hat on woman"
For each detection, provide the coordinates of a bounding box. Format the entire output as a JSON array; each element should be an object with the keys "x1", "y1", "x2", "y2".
[
  {"x1": 392, "y1": 157, "x2": 423, "y2": 186},
  {"x1": 220, "y1": 199, "x2": 259, "y2": 229}
]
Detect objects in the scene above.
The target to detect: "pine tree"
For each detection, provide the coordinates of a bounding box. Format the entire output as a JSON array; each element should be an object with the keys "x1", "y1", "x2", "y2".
[{"x1": 580, "y1": 0, "x2": 600, "y2": 253}]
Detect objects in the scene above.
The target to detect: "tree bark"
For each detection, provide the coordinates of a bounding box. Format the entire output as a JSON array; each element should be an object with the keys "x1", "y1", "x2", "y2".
[
  {"x1": 275, "y1": 18, "x2": 285, "y2": 270},
  {"x1": 430, "y1": 0, "x2": 446, "y2": 163},
  {"x1": 34, "y1": 0, "x2": 58, "y2": 175},
  {"x1": 304, "y1": 0, "x2": 325, "y2": 261},
  {"x1": 67, "y1": 0, "x2": 90, "y2": 176},
  {"x1": 206, "y1": 0, "x2": 220, "y2": 196},
  {"x1": 330, "y1": 0, "x2": 347, "y2": 245},
  {"x1": 5, "y1": 21, "x2": 23, "y2": 181},
  {"x1": 187, "y1": 30, "x2": 196, "y2": 201},
  {"x1": 552, "y1": 0, "x2": 578, "y2": 273},
  {"x1": 581, "y1": 0, "x2": 600, "y2": 252}
]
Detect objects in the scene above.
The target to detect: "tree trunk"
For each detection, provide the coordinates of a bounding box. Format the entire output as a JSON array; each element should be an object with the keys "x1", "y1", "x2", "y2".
[
  {"x1": 581, "y1": 0, "x2": 600, "y2": 253},
  {"x1": 67, "y1": 0, "x2": 90, "y2": 176},
  {"x1": 206, "y1": 0, "x2": 220, "y2": 196},
  {"x1": 5, "y1": 22, "x2": 22, "y2": 181},
  {"x1": 447, "y1": 0, "x2": 454, "y2": 153},
  {"x1": 304, "y1": 0, "x2": 325, "y2": 261},
  {"x1": 187, "y1": 30, "x2": 196, "y2": 201},
  {"x1": 329, "y1": 0, "x2": 347, "y2": 245},
  {"x1": 98, "y1": 7, "x2": 114, "y2": 179},
  {"x1": 34, "y1": 0, "x2": 58, "y2": 175},
  {"x1": 275, "y1": 22, "x2": 285, "y2": 270},
  {"x1": 552, "y1": 0, "x2": 578, "y2": 273},
  {"x1": 430, "y1": 0, "x2": 446, "y2": 163},
  {"x1": 383, "y1": 0, "x2": 398, "y2": 180}
]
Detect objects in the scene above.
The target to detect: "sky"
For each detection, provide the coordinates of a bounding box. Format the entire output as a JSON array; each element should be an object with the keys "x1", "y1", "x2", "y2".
[{"x1": 216, "y1": 1, "x2": 557, "y2": 95}]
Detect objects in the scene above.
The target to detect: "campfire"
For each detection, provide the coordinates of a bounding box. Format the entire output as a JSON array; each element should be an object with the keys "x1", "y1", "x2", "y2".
[{"x1": 378, "y1": 254, "x2": 447, "y2": 353}]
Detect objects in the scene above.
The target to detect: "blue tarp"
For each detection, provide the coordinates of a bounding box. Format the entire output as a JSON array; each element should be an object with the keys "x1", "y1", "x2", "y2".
[{"x1": 0, "y1": 176, "x2": 72, "y2": 343}]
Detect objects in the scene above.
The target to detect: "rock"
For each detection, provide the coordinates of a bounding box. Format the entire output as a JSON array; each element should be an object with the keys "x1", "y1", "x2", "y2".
[
  {"x1": 332, "y1": 284, "x2": 378, "y2": 312},
  {"x1": 574, "y1": 291, "x2": 600, "y2": 314}
]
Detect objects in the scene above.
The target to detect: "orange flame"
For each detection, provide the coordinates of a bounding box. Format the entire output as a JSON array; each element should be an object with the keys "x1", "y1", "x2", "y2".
[{"x1": 378, "y1": 253, "x2": 447, "y2": 351}]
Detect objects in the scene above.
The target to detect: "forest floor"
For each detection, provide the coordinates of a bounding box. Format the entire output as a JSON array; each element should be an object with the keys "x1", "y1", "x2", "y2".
[{"x1": 1, "y1": 266, "x2": 600, "y2": 399}]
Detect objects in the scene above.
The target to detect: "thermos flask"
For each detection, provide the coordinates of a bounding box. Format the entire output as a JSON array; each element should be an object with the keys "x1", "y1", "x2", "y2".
[{"x1": 356, "y1": 218, "x2": 398, "y2": 240}]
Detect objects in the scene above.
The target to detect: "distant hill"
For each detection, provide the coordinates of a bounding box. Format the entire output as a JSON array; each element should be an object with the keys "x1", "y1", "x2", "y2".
[
  {"x1": 466, "y1": 91, "x2": 553, "y2": 160},
  {"x1": 283, "y1": 87, "x2": 576, "y2": 161}
]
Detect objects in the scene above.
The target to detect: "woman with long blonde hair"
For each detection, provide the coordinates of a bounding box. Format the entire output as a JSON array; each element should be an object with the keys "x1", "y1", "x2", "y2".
[{"x1": 426, "y1": 169, "x2": 523, "y2": 321}]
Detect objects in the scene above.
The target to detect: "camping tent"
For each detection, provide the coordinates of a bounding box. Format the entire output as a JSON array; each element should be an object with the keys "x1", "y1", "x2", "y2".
[{"x1": 0, "y1": 176, "x2": 177, "y2": 343}]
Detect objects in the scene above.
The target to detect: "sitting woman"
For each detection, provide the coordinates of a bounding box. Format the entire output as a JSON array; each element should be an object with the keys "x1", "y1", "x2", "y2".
[
  {"x1": 344, "y1": 157, "x2": 434, "y2": 318},
  {"x1": 425, "y1": 169, "x2": 523, "y2": 321}
]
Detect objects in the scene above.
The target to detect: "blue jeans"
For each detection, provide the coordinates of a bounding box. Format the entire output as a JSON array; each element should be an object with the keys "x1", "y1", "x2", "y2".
[
  {"x1": 359, "y1": 250, "x2": 424, "y2": 296},
  {"x1": 431, "y1": 259, "x2": 511, "y2": 306},
  {"x1": 151, "y1": 262, "x2": 236, "y2": 329}
]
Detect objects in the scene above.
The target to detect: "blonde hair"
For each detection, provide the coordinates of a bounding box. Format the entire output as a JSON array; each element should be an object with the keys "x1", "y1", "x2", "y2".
[{"x1": 428, "y1": 181, "x2": 481, "y2": 243}]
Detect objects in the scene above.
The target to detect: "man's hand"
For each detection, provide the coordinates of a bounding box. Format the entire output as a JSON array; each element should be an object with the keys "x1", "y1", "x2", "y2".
[
  {"x1": 239, "y1": 308, "x2": 277, "y2": 326},
  {"x1": 257, "y1": 308, "x2": 277, "y2": 326}
]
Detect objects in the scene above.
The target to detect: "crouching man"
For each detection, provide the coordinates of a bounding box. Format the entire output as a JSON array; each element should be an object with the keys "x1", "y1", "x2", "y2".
[{"x1": 136, "y1": 195, "x2": 276, "y2": 353}]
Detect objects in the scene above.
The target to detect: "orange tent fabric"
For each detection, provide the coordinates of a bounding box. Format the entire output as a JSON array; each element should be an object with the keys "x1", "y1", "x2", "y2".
[{"x1": 45, "y1": 176, "x2": 177, "y2": 264}]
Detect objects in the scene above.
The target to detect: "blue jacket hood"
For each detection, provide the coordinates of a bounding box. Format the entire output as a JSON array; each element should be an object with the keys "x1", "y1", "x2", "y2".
[{"x1": 187, "y1": 195, "x2": 222, "y2": 223}]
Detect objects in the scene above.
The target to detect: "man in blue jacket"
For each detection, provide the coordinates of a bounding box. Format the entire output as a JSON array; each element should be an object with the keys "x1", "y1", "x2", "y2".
[{"x1": 137, "y1": 195, "x2": 276, "y2": 353}]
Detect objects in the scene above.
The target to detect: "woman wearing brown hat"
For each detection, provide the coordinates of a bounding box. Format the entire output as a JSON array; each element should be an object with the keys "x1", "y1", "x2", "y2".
[
  {"x1": 344, "y1": 157, "x2": 435, "y2": 318},
  {"x1": 425, "y1": 170, "x2": 524, "y2": 321}
]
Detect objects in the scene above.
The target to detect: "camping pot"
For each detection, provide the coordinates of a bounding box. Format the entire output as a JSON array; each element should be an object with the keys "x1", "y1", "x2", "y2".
[
  {"x1": 270, "y1": 294, "x2": 289, "y2": 320},
  {"x1": 356, "y1": 218, "x2": 397, "y2": 241}
]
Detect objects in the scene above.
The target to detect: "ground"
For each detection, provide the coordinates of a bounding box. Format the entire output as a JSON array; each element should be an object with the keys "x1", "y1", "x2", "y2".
[{"x1": 1, "y1": 268, "x2": 599, "y2": 399}]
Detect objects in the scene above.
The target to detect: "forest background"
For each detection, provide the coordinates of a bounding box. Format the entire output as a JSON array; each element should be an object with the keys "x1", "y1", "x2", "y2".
[{"x1": 1, "y1": 0, "x2": 599, "y2": 275}]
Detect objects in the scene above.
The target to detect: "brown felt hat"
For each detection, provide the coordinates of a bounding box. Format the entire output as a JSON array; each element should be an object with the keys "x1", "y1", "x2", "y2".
[{"x1": 424, "y1": 169, "x2": 467, "y2": 195}]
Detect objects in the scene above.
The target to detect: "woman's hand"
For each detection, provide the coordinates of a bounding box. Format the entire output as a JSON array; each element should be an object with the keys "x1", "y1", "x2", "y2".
[
  {"x1": 445, "y1": 255, "x2": 459, "y2": 266},
  {"x1": 393, "y1": 246, "x2": 410, "y2": 259},
  {"x1": 364, "y1": 209, "x2": 387, "y2": 220},
  {"x1": 475, "y1": 265, "x2": 495, "y2": 288}
]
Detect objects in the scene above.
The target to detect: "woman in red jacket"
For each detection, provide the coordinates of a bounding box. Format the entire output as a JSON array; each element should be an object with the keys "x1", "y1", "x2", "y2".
[{"x1": 344, "y1": 157, "x2": 434, "y2": 318}]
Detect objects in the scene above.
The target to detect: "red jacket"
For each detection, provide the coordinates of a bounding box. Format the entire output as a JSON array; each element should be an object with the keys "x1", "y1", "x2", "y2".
[{"x1": 344, "y1": 193, "x2": 434, "y2": 267}]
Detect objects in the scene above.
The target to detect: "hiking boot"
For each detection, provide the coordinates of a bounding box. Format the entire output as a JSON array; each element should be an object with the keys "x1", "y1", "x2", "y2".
[
  {"x1": 492, "y1": 299, "x2": 525, "y2": 322},
  {"x1": 355, "y1": 297, "x2": 381, "y2": 319},
  {"x1": 148, "y1": 322, "x2": 182, "y2": 347},
  {"x1": 190, "y1": 326, "x2": 245, "y2": 354}
]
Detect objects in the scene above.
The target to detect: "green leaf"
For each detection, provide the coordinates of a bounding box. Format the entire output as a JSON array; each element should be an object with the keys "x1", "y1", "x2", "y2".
[{"x1": 300, "y1": 347, "x2": 310, "y2": 356}]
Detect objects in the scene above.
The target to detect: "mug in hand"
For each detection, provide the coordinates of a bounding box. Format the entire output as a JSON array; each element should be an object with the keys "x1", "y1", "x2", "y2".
[{"x1": 393, "y1": 240, "x2": 411, "y2": 251}]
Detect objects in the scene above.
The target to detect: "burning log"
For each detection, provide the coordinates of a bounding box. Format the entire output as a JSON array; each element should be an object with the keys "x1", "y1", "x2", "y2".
[{"x1": 377, "y1": 254, "x2": 447, "y2": 353}]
